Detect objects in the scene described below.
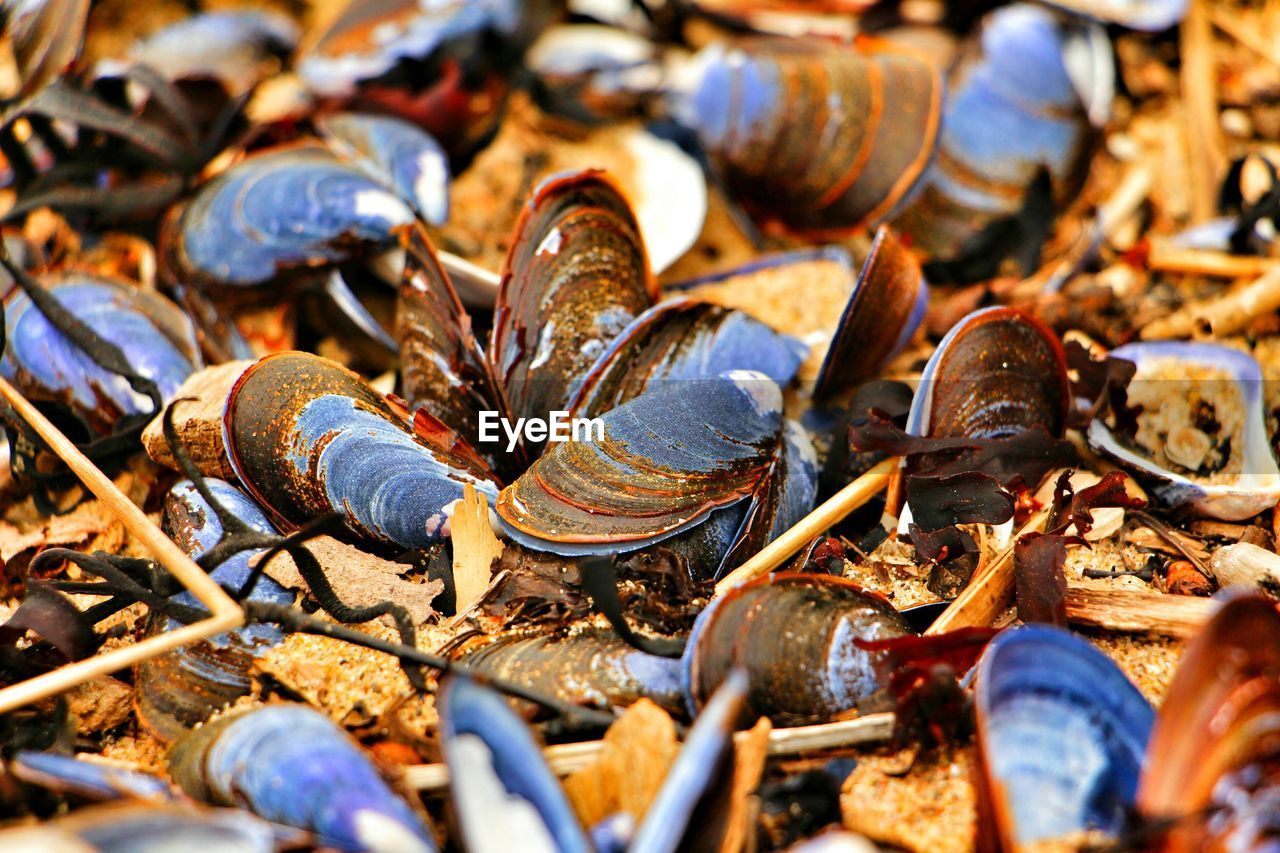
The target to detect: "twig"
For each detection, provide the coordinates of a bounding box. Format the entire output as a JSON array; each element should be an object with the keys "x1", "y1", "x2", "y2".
[
  {"x1": 1181, "y1": 0, "x2": 1226, "y2": 224},
  {"x1": 714, "y1": 458, "x2": 895, "y2": 596},
  {"x1": 1063, "y1": 587, "x2": 1217, "y2": 637},
  {"x1": 1140, "y1": 264, "x2": 1280, "y2": 339},
  {"x1": 400, "y1": 712, "x2": 895, "y2": 792},
  {"x1": 1146, "y1": 243, "x2": 1280, "y2": 279}
]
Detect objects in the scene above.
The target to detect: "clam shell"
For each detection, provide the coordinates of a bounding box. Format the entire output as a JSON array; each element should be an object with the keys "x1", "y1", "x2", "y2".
[
  {"x1": 974, "y1": 625, "x2": 1154, "y2": 849},
  {"x1": 1086, "y1": 341, "x2": 1280, "y2": 520}
]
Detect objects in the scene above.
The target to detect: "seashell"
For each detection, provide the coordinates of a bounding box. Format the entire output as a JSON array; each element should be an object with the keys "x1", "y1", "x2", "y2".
[
  {"x1": 491, "y1": 169, "x2": 656, "y2": 436},
  {"x1": 1, "y1": 272, "x2": 200, "y2": 437},
  {"x1": 161, "y1": 145, "x2": 415, "y2": 292},
  {"x1": 93, "y1": 10, "x2": 298, "y2": 96},
  {"x1": 223, "y1": 350, "x2": 499, "y2": 549},
  {"x1": 670, "y1": 36, "x2": 940, "y2": 235},
  {"x1": 496, "y1": 371, "x2": 782, "y2": 556},
  {"x1": 395, "y1": 223, "x2": 511, "y2": 471},
  {"x1": 1208, "y1": 542, "x2": 1280, "y2": 596},
  {"x1": 906, "y1": 306, "x2": 1070, "y2": 442},
  {"x1": 1041, "y1": 0, "x2": 1187, "y2": 30},
  {"x1": 135, "y1": 479, "x2": 294, "y2": 743},
  {"x1": 11, "y1": 751, "x2": 182, "y2": 803},
  {"x1": 53, "y1": 803, "x2": 288, "y2": 852},
  {"x1": 569, "y1": 297, "x2": 805, "y2": 420},
  {"x1": 682, "y1": 573, "x2": 911, "y2": 724},
  {"x1": 814, "y1": 226, "x2": 929, "y2": 402},
  {"x1": 318, "y1": 112, "x2": 450, "y2": 225},
  {"x1": 439, "y1": 674, "x2": 591, "y2": 853},
  {"x1": 2, "y1": 0, "x2": 89, "y2": 101},
  {"x1": 525, "y1": 23, "x2": 661, "y2": 120},
  {"x1": 169, "y1": 704, "x2": 436, "y2": 852},
  {"x1": 893, "y1": 4, "x2": 1112, "y2": 263},
  {"x1": 451, "y1": 627, "x2": 686, "y2": 717},
  {"x1": 1137, "y1": 592, "x2": 1279, "y2": 852},
  {"x1": 974, "y1": 625, "x2": 1154, "y2": 849},
  {"x1": 1086, "y1": 341, "x2": 1280, "y2": 520}
]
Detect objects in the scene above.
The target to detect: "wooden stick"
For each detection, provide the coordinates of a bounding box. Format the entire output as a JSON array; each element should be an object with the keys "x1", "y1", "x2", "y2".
[
  {"x1": 1208, "y1": 5, "x2": 1280, "y2": 69},
  {"x1": 1147, "y1": 243, "x2": 1280, "y2": 279},
  {"x1": 1140, "y1": 264, "x2": 1280, "y2": 339},
  {"x1": 401, "y1": 712, "x2": 895, "y2": 792},
  {"x1": 0, "y1": 376, "x2": 243, "y2": 714},
  {"x1": 1064, "y1": 587, "x2": 1217, "y2": 638},
  {"x1": 714, "y1": 458, "x2": 895, "y2": 596},
  {"x1": 923, "y1": 509, "x2": 1050, "y2": 635},
  {"x1": 1182, "y1": 0, "x2": 1226, "y2": 224}
]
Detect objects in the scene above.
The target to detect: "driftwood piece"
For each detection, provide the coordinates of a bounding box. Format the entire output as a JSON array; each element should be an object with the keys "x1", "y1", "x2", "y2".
[
  {"x1": 401, "y1": 713, "x2": 894, "y2": 792},
  {"x1": 141, "y1": 360, "x2": 252, "y2": 479},
  {"x1": 1141, "y1": 265, "x2": 1280, "y2": 339},
  {"x1": 1146, "y1": 243, "x2": 1280, "y2": 279},
  {"x1": 1063, "y1": 587, "x2": 1217, "y2": 637}
]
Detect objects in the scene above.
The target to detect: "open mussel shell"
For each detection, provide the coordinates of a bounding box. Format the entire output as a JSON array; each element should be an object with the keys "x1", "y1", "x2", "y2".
[
  {"x1": 318, "y1": 112, "x2": 450, "y2": 226},
  {"x1": 569, "y1": 297, "x2": 805, "y2": 421},
  {"x1": 682, "y1": 573, "x2": 910, "y2": 724},
  {"x1": 1087, "y1": 342, "x2": 1280, "y2": 521},
  {"x1": 814, "y1": 226, "x2": 928, "y2": 402},
  {"x1": 906, "y1": 306, "x2": 1069, "y2": 441},
  {"x1": 395, "y1": 223, "x2": 511, "y2": 471},
  {"x1": 1, "y1": 272, "x2": 200, "y2": 437},
  {"x1": 671, "y1": 36, "x2": 940, "y2": 234},
  {"x1": 136, "y1": 479, "x2": 294, "y2": 743},
  {"x1": 170, "y1": 704, "x2": 436, "y2": 852},
  {"x1": 161, "y1": 145, "x2": 415, "y2": 291},
  {"x1": 1137, "y1": 592, "x2": 1280, "y2": 851},
  {"x1": 451, "y1": 627, "x2": 686, "y2": 717},
  {"x1": 974, "y1": 625, "x2": 1154, "y2": 850},
  {"x1": 439, "y1": 674, "x2": 591, "y2": 853},
  {"x1": 496, "y1": 371, "x2": 782, "y2": 555},
  {"x1": 223, "y1": 351, "x2": 498, "y2": 549},
  {"x1": 893, "y1": 4, "x2": 1111, "y2": 262},
  {"x1": 491, "y1": 169, "x2": 656, "y2": 436}
]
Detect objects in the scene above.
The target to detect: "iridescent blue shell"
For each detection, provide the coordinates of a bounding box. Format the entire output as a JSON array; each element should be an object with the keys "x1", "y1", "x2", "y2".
[{"x1": 319, "y1": 112, "x2": 450, "y2": 225}]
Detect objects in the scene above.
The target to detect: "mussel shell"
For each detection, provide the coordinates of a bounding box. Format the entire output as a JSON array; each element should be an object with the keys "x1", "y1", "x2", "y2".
[
  {"x1": 496, "y1": 372, "x2": 782, "y2": 555},
  {"x1": 395, "y1": 223, "x2": 510, "y2": 471},
  {"x1": 1, "y1": 273, "x2": 199, "y2": 436},
  {"x1": 814, "y1": 226, "x2": 928, "y2": 401},
  {"x1": 54, "y1": 803, "x2": 285, "y2": 853},
  {"x1": 162, "y1": 145, "x2": 415, "y2": 291},
  {"x1": 12, "y1": 752, "x2": 180, "y2": 803},
  {"x1": 97, "y1": 10, "x2": 298, "y2": 96},
  {"x1": 893, "y1": 4, "x2": 1104, "y2": 260},
  {"x1": 491, "y1": 170, "x2": 656, "y2": 436},
  {"x1": 223, "y1": 351, "x2": 498, "y2": 548},
  {"x1": 674, "y1": 37, "x2": 940, "y2": 234},
  {"x1": 1086, "y1": 342, "x2": 1280, "y2": 521},
  {"x1": 682, "y1": 573, "x2": 910, "y2": 723},
  {"x1": 1137, "y1": 592, "x2": 1280, "y2": 852},
  {"x1": 5, "y1": 0, "x2": 89, "y2": 100},
  {"x1": 452, "y1": 627, "x2": 686, "y2": 717},
  {"x1": 439, "y1": 675, "x2": 590, "y2": 853},
  {"x1": 568, "y1": 297, "x2": 805, "y2": 420},
  {"x1": 318, "y1": 112, "x2": 450, "y2": 225},
  {"x1": 136, "y1": 480, "x2": 293, "y2": 743},
  {"x1": 1041, "y1": 0, "x2": 1187, "y2": 30},
  {"x1": 974, "y1": 625, "x2": 1154, "y2": 849},
  {"x1": 170, "y1": 704, "x2": 436, "y2": 852},
  {"x1": 907, "y1": 306, "x2": 1069, "y2": 442}
]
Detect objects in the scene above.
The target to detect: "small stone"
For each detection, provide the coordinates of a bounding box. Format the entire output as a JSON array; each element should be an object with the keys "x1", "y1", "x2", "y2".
[{"x1": 1164, "y1": 425, "x2": 1212, "y2": 471}]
